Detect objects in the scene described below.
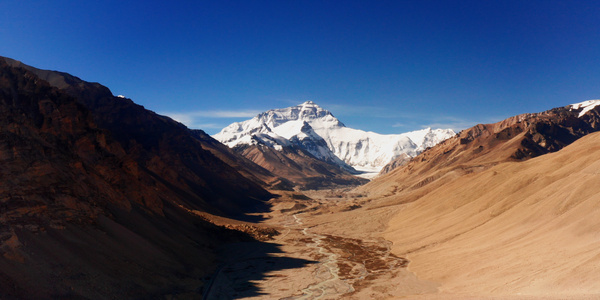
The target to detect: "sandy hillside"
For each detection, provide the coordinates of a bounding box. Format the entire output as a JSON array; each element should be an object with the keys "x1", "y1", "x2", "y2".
[{"x1": 378, "y1": 131, "x2": 600, "y2": 298}]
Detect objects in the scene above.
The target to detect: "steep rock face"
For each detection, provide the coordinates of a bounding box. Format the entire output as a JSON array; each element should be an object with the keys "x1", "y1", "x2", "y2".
[
  {"x1": 214, "y1": 101, "x2": 455, "y2": 175},
  {"x1": 2, "y1": 56, "x2": 272, "y2": 216},
  {"x1": 0, "y1": 58, "x2": 257, "y2": 298}
]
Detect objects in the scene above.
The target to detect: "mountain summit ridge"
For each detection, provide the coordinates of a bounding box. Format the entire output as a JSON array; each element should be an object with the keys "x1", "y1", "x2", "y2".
[{"x1": 214, "y1": 101, "x2": 455, "y2": 176}]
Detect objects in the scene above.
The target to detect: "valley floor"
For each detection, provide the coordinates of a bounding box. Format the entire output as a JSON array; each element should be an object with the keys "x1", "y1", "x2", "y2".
[
  {"x1": 202, "y1": 183, "x2": 600, "y2": 299},
  {"x1": 201, "y1": 190, "x2": 439, "y2": 299}
]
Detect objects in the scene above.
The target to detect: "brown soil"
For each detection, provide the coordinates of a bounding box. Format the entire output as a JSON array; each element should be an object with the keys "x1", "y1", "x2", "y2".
[{"x1": 202, "y1": 190, "x2": 436, "y2": 299}]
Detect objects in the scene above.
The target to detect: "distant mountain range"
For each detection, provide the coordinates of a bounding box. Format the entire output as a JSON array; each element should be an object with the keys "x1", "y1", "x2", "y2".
[{"x1": 214, "y1": 101, "x2": 456, "y2": 177}]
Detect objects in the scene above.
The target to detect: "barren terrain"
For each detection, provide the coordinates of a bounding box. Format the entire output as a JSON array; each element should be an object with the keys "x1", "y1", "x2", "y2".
[
  {"x1": 202, "y1": 190, "x2": 438, "y2": 299},
  {"x1": 204, "y1": 132, "x2": 600, "y2": 299}
]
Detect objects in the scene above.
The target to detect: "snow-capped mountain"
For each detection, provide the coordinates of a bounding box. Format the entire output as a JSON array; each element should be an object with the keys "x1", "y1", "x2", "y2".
[{"x1": 214, "y1": 101, "x2": 456, "y2": 177}]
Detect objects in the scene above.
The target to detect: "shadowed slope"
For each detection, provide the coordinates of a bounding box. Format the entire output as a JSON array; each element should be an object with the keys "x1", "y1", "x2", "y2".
[
  {"x1": 0, "y1": 58, "x2": 247, "y2": 298},
  {"x1": 0, "y1": 57, "x2": 314, "y2": 299},
  {"x1": 2, "y1": 56, "x2": 272, "y2": 217}
]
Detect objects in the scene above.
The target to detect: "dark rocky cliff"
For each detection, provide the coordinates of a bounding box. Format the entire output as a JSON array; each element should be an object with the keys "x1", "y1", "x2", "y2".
[
  {"x1": 0, "y1": 57, "x2": 270, "y2": 298},
  {"x1": 2, "y1": 56, "x2": 273, "y2": 216}
]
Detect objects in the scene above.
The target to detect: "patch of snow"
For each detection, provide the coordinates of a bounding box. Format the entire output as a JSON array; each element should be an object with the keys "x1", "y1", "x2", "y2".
[{"x1": 570, "y1": 100, "x2": 600, "y2": 117}]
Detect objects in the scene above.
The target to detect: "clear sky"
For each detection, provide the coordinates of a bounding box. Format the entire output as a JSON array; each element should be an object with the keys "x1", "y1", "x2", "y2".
[{"x1": 1, "y1": 0, "x2": 599, "y2": 134}]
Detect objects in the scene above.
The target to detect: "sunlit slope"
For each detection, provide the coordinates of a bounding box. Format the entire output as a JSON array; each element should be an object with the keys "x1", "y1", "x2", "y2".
[{"x1": 383, "y1": 131, "x2": 600, "y2": 297}]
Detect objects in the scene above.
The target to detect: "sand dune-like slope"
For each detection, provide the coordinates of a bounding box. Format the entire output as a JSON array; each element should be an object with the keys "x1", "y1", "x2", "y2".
[{"x1": 383, "y1": 131, "x2": 600, "y2": 298}]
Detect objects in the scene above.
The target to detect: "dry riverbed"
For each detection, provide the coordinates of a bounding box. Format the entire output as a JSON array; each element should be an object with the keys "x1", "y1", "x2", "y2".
[{"x1": 202, "y1": 190, "x2": 438, "y2": 299}]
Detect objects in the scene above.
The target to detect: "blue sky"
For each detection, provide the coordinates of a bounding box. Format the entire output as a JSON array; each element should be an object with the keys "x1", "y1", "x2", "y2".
[{"x1": 1, "y1": 1, "x2": 599, "y2": 134}]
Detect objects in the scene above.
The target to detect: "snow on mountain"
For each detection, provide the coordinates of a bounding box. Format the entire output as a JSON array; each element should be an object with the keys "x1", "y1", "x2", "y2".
[
  {"x1": 570, "y1": 99, "x2": 600, "y2": 117},
  {"x1": 288, "y1": 121, "x2": 350, "y2": 167},
  {"x1": 214, "y1": 101, "x2": 456, "y2": 177}
]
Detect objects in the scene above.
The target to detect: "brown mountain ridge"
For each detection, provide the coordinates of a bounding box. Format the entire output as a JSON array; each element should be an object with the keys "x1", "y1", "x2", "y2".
[
  {"x1": 0, "y1": 57, "x2": 290, "y2": 298},
  {"x1": 368, "y1": 104, "x2": 600, "y2": 198},
  {"x1": 348, "y1": 102, "x2": 600, "y2": 298},
  {"x1": 234, "y1": 143, "x2": 368, "y2": 190},
  {"x1": 2, "y1": 56, "x2": 275, "y2": 216}
]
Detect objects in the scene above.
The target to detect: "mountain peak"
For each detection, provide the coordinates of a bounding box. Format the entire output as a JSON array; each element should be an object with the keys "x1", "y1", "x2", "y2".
[
  {"x1": 247, "y1": 101, "x2": 345, "y2": 130},
  {"x1": 214, "y1": 102, "x2": 455, "y2": 177}
]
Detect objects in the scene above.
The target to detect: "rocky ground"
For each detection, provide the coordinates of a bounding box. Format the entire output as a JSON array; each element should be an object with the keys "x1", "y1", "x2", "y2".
[{"x1": 201, "y1": 190, "x2": 438, "y2": 300}]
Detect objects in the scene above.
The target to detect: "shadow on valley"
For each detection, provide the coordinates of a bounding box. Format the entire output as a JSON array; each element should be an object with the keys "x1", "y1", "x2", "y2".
[
  {"x1": 0, "y1": 57, "x2": 299, "y2": 299},
  {"x1": 203, "y1": 241, "x2": 316, "y2": 299}
]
